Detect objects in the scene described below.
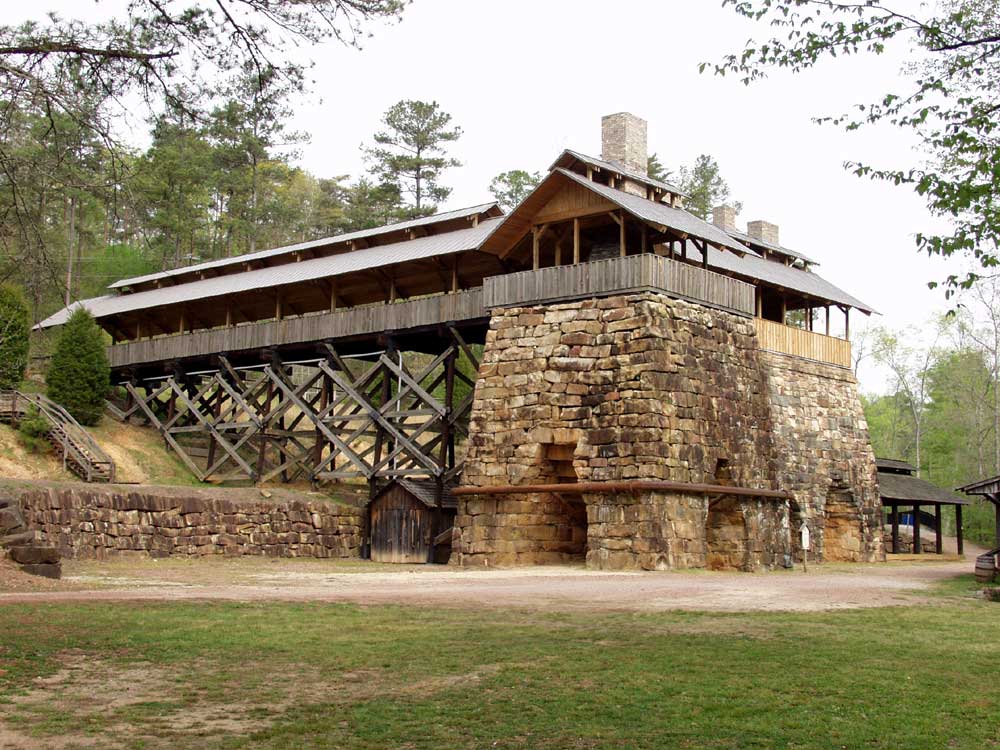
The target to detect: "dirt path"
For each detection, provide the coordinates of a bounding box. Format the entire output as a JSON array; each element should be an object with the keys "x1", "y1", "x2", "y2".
[{"x1": 0, "y1": 556, "x2": 974, "y2": 612}]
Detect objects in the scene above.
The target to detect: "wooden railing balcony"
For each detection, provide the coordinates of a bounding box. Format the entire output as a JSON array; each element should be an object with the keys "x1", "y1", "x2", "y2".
[
  {"x1": 754, "y1": 318, "x2": 852, "y2": 369},
  {"x1": 107, "y1": 288, "x2": 487, "y2": 370},
  {"x1": 482, "y1": 254, "x2": 756, "y2": 316}
]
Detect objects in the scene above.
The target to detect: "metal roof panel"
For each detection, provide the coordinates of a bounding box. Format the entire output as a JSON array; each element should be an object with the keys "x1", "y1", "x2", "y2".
[
  {"x1": 36, "y1": 218, "x2": 503, "y2": 329},
  {"x1": 109, "y1": 202, "x2": 501, "y2": 290}
]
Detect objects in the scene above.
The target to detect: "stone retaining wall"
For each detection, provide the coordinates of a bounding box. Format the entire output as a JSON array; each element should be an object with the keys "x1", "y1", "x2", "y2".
[
  {"x1": 456, "y1": 292, "x2": 882, "y2": 571},
  {"x1": 456, "y1": 293, "x2": 790, "y2": 571},
  {"x1": 0, "y1": 482, "x2": 363, "y2": 560},
  {"x1": 761, "y1": 352, "x2": 882, "y2": 563}
]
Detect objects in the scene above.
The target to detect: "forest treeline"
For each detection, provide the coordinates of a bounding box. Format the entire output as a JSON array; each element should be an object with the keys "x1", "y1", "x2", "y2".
[
  {"x1": 1, "y1": 87, "x2": 738, "y2": 324},
  {"x1": 861, "y1": 279, "x2": 1000, "y2": 544}
]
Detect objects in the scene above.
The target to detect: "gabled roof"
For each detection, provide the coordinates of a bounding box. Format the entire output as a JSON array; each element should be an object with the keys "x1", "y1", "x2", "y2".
[
  {"x1": 479, "y1": 168, "x2": 755, "y2": 258},
  {"x1": 727, "y1": 227, "x2": 818, "y2": 266},
  {"x1": 687, "y1": 241, "x2": 875, "y2": 314},
  {"x1": 878, "y1": 471, "x2": 970, "y2": 505},
  {"x1": 109, "y1": 202, "x2": 502, "y2": 291},
  {"x1": 956, "y1": 475, "x2": 1000, "y2": 495},
  {"x1": 876, "y1": 458, "x2": 917, "y2": 474},
  {"x1": 35, "y1": 218, "x2": 503, "y2": 329},
  {"x1": 371, "y1": 478, "x2": 457, "y2": 509},
  {"x1": 552, "y1": 149, "x2": 686, "y2": 197}
]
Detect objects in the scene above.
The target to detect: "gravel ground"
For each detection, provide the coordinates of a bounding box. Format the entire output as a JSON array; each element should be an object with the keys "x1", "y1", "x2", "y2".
[{"x1": 0, "y1": 555, "x2": 975, "y2": 612}]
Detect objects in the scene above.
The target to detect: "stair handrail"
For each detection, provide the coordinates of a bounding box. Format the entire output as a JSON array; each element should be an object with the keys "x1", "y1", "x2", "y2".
[{"x1": 1, "y1": 390, "x2": 115, "y2": 482}]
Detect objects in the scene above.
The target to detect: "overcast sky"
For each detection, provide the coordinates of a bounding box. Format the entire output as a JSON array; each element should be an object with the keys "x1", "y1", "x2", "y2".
[{"x1": 22, "y1": 1, "x2": 962, "y2": 393}]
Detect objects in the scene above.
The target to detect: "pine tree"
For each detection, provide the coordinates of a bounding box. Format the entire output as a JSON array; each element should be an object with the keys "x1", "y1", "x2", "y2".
[
  {"x1": 677, "y1": 155, "x2": 739, "y2": 221},
  {"x1": 646, "y1": 153, "x2": 671, "y2": 183},
  {"x1": 364, "y1": 100, "x2": 462, "y2": 217},
  {"x1": 489, "y1": 170, "x2": 541, "y2": 211},
  {"x1": 0, "y1": 284, "x2": 30, "y2": 389},
  {"x1": 46, "y1": 308, "x2": 110, "y2": 426}
]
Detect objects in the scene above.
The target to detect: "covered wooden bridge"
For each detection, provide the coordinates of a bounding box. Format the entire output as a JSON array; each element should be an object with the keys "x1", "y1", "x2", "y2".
[{"x1": 37, "y1": 134, "x2": 873, "y2": 494}]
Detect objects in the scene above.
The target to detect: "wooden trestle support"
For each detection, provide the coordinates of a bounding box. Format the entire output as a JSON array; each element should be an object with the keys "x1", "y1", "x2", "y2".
[{"x1": 115, "y1": 329, "x2": 479, "y2": 497}]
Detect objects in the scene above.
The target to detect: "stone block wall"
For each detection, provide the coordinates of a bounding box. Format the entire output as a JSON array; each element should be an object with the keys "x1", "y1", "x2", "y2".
[
  {"x1": 760, "y1": 352, "x2": 883, "y2": 562},
  {"x1": 1, "y1": 482, "x2": 363, "y2": 560},
  {"x1": 456, "y1": 291, "x2": 882, "y2": 571},
  {"x1": 455, "y1": 293, "x2": 790, "y2": 571}
]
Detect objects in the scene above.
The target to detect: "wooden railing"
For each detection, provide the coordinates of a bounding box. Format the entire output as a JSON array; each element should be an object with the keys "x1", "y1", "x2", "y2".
[
  {"x1": 754, "y1": 318, "x2": 852, "y2": 368},
  {"x1": 108, "y1": 288, "x2": 487, "y2": 369},
  {"x1": 482, "y1": 255, "x2": 756, "y2": 316},
  {"x1": 0, "y1": 391, "x2": 115, "y2": 482}
]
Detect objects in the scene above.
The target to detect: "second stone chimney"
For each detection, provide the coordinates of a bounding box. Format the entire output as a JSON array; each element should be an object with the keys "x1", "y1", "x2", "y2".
[
  {"x1": 747, "y1": 220, "x2": 780, "y2": 246},
  {"x1": 601, "y1": 112, "x2": 647, "y2": 176},
  {"x1": 712, "y1": 205, "x2": 738, "y2": 233}
]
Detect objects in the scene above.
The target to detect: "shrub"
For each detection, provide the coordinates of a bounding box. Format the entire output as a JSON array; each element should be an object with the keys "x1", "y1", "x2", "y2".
[
  {"x1": 17, "y1": 406, "x2": 51, "y2": 454},
  {"x1": 0, "y1": 284, "x2": 30, "y2": 389},
  {"x1": 46, "y1": 308, "x2": 110, "y2": 426}
]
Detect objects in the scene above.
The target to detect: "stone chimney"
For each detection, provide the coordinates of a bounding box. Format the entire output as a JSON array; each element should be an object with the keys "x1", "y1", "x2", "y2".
[
  {"x1": 712, "y1": 205, "x2": 738, "y2": 233},
  {"x1": 747, "y1": 220, "x2": 780, "y2": 246},
  {"x1": 601, "y1": 112, "x2": 647, "y2": 176}
]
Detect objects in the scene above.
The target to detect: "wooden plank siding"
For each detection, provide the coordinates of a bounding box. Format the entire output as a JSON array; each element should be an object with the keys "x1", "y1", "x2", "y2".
[
  {"x1": 108, "y1": 289, "x2": 487, "y2": 369},
  {"x1": 106, "y1": 257, "x2": 849, "y2": 371},
  {"x1": 754, "y1": 318, "x2": 852, "y2": 369},
  {"x1": 483, "y1": 255, "x2": 755, "y2": 316}
]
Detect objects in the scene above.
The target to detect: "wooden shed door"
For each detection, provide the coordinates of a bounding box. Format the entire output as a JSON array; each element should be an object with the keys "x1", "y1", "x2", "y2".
[{"x1": 370, "y1": 486, "x2": 430, "y2": 564}]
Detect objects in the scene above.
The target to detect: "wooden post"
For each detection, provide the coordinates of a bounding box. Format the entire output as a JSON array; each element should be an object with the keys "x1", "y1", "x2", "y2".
[
  {"x1": 619, "y1": 211, "x2": 626, "y2": 258},
  {"x1": 451, "y1": 256, "x2": 459, "y2": 292},
  {"x1": 891, "y1": 505, "x2": 899, "y2": 554},
  {"x1": 532, "y1": 227, "x2": 540, "y2": 270},
  {"x1": 806, "y1": 306, "x2": 813, "y2": 331},
  {"x1": 205, "y1": 381, "x2": 222, "y2": 475},
  {"x1": 179, "y1": 310, "x2": 187, "y2": 334},
  {"x1": 275, "y1": 292, "x2": 283, "y2": 321},
  {"x1": 573, "y1": 218, "x2": 580, "y2": 264},
  {"x1": 780, "y1": 299, "x2": 787, "y2": 326},
  {"x1": 956, "y1": 504, "x2": 964, "y2": 555},
  {"x1": 935, "y1": 504, "x2": 943, "y2": 554},
  {"x1": 844, "y1": 307, "x2": 851, "y2": 339},
  {"x1": 329, "y1": 280, "x2": 338, "y2": 312},
  {"x1": 257, "y1": 377, "x2": 275, "y2": 481},
  {"x1": 641, "y1": 226, "x2": 648, "y2": 254},
  {"x1": 993, "y1": 495, "x2": 1000, "y2": 549},
  {"x1": 554, "y1": 238, "x2": 562, "y2": 266},
  {"x1": 755, "y1": 290, "x2": 763, "y2": 318},
  {"x1": 912, "y1": 505, "x2": 921, "y2": 554},
  {"x1": 225, "y1": 303, "x2": 233, "y2": 327},
  {"x1": 825, "y1": 305, "x2": 831, "y2": 336}
]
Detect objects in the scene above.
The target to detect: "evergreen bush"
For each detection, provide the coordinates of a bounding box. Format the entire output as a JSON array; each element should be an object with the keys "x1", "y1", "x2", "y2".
[
  {"x1": 0, "y1": 284, "x2": 30, "y2": 389},
  {"x1": 17, "y1": 406, "x2": 51, "y2": 453},
  {"x1": 46, "y1": 308, "x2": 110, "y2": 426}
]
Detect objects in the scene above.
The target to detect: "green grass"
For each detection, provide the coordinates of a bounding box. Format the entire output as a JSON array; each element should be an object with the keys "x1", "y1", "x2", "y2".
[{"x1": 1, "y1": 590, "x2": 999, "y2": 749}]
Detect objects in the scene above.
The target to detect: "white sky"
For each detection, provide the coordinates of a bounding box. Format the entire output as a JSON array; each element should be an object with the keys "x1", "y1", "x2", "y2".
[{"x1": 19, "y1": 0, "x2": 962, "y2": 393}]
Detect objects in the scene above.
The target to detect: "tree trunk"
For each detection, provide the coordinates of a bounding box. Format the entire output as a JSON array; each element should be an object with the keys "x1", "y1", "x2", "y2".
[{"x1": 64, "y1": 195, "x2": 76, "y2": 306}]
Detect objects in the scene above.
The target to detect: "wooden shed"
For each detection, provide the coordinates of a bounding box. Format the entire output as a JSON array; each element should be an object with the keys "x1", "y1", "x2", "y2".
[
  {"x1": 367, "y1": 480, "x2": 457, "y2": 564},
  {"x1": 878, "y1": 458, "x2": 971, "y2": 555}
]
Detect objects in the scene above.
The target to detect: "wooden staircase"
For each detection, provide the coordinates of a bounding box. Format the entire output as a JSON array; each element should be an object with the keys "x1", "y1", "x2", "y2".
[{"x1": 0, "y1": 391, "x2": 116, "y2": 483}]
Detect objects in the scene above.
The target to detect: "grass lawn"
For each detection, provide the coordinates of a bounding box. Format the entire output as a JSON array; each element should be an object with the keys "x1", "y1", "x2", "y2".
[{"x1": 1, "y1": 576, "x2": 998, "y2": 749}]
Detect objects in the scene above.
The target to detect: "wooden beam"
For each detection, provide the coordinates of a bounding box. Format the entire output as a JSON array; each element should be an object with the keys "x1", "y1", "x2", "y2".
[
  {"x1": 573, "y1": 218, "x2": 580, "y2": 264},
  {"x1": 935, "y1": 504, "x2": 943, "y2": 554},
  {"x1": 956, "y1": 504, "x2": 964, "y2": 555},
  {"x1": 891, "y1": 505, "x2": 899, "y2": 554}
]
